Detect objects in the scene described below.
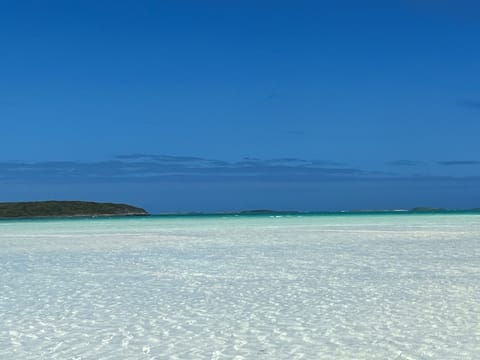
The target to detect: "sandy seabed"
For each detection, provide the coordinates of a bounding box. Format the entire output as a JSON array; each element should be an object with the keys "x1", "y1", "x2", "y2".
[{"x1": 1, "y1": 214, "x2": 479, "y2": 359}]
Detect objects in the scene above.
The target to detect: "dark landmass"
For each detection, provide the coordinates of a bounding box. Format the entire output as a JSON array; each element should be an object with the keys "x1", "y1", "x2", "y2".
[
  {"x1": 410, "y1": 207, "x2": 448, "y2": 212},
  {"x1": 1, "y1": 203, "x2": 479, "y2": 220},
  {"x1": 155, "y1": 208, "x2": 480, "y2": 217},
  {"x1": 239, "y1": 208, "x2": 479, "y2": 215},
  {"x1": 0, "y1": 201, "x2": 149, "y2": 219}
]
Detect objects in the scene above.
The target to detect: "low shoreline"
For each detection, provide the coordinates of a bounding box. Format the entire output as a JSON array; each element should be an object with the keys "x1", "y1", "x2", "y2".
[{"x1": 1, "y1": 201, "x2": 479, "y2": 220}]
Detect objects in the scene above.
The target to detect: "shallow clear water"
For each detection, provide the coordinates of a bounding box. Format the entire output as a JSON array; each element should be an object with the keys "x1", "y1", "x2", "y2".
[{"x1": 1, "y1": 214, "x2": 480, "y2": 359}]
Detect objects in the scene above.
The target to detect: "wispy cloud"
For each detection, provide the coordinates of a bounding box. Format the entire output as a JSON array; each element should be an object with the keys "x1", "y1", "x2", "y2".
[
  {"x1": 386, "y1": 160, "x2": 426, "y2": 167},
  {"x1": 457, "y1": 99, "x2": 480, "y2": 109},
  {"x1": 1, "y1": 155, "x2": 479, "y2": 184},
  {"x1": 114, "y1": 154, "x2": 210, "y2": 163},
  {"x1": 438, "y1": 160, "x2": 480, "y2": 166},
  {"x1": 0, "y1": 155, "x2": 366, "y2": 184}
]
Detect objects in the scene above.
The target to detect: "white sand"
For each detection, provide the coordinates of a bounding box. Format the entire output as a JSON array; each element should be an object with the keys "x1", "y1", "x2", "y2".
[{"x1": 1, "y1": 214, "x2": 479, "y2": 359}]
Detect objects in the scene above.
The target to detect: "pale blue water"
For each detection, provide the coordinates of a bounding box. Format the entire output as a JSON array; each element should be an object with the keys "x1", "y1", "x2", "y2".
[{"x1": 1, "y1": 214, "x2": 480, "y2": 359}]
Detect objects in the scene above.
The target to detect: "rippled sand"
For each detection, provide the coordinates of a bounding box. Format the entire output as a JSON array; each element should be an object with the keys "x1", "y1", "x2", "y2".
[{"x1": 1, "y1": 214, "x2": 480, "y2": 359}]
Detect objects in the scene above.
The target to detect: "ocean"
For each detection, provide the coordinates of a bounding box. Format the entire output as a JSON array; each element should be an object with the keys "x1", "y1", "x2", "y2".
[{"x1": 1, "y1": 213, "x2": 479, "y2": 359}]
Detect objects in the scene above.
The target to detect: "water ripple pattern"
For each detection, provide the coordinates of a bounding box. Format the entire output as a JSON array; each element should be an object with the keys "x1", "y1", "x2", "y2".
[{"x1": 1, "y1": 214, "x2": 480, "y2": 359}]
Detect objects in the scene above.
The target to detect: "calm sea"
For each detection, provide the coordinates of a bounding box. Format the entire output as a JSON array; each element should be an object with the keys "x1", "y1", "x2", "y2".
[{"x1": 1, "y1": 213, "x2": 479, "y2": 359}]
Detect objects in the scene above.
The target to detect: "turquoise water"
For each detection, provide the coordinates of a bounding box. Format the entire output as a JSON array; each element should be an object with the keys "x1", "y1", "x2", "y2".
[{"x1": 1, "y1": 214, "x2": 480, "y2": 359}]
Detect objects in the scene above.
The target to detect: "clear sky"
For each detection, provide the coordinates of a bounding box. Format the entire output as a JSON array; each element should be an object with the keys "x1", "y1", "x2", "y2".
[{"x1": 1, "y1": 0, "x2": 480, "y2": 212}]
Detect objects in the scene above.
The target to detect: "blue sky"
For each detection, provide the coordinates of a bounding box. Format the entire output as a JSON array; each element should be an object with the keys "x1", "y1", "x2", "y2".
[{"x1": 1, "y1": 0, "x2": 480, "y2": 212}]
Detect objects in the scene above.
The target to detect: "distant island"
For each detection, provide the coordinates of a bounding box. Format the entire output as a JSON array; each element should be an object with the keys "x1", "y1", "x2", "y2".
[
  {"x1": 410, "y1": 207, "x2": 447, "y2": 212},
  {"x1": 2, "y1": 202, "x2": 479, "y2": 220},
  {"x1": 0, "y1": 201, "x2": 149, "y2": 219},
  {"x1": 239, "y1": 208, "x2": 479, "y2": 215},
  {"x1": 157, "y1": 208, "x2": 480, "y2": 217}
]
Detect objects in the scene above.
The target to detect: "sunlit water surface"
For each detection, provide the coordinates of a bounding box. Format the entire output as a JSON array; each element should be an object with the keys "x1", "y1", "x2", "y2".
[{"x1": 1, "y1": 214, "x2": 480, "y2": 359}]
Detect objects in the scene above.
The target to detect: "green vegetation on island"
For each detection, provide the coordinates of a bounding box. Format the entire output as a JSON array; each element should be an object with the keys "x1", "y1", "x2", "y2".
[{"x1": 0, "y1": 201, "x2": 149, "y2": 219}]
